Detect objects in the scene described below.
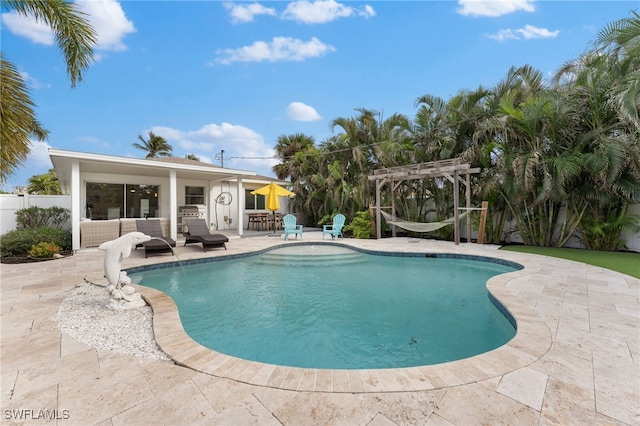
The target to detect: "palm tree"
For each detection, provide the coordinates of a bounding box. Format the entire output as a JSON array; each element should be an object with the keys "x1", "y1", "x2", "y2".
[
  {"x1": 554, "y1": 26, "x2": 640, "y2": 250},
  {"x1": 272, "y1": 133, "x2": 315, "y2": 180},
  {"x1": 594, "y1": 10, "x2": 640, "y2": 129},
  {"x1": 27, "y1": 169, "x2": 61, "y2": 195},
  {"x1": 184, "y1": 154, "x2": 200, "y2": 161},
  {"x1": 133, "y1": 131, "x2": 173, "y2": 158},
  {"x1": 0, "y1": 0, "x2": 96, "y2": 184}
]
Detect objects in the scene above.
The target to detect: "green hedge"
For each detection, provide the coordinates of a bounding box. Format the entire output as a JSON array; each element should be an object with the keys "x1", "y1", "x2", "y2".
[
  {"x1": 16, "y1": 206, "x2": 70, "y2": 229},
  {"x1": 0, "y1": 228, "x2": 72, "y2": 257}
]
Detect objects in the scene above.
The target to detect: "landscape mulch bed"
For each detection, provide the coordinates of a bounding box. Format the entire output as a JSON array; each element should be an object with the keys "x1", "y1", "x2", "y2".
[{"x1": 1, "y1": 251, "x2": 73, "y2": 264}]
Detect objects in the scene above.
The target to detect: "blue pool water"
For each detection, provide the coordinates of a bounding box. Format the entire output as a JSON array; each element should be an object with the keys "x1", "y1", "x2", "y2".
[{"x1": 130, "y1": 245, "x2": 519, "y2": 369}]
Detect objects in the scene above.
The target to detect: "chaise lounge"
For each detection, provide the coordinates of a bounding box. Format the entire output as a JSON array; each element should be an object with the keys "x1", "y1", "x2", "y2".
[
  {"x1": 136, "y1": 219, "x2": 176, "y2": 257},
  {"x1": 183, "y1": 218, "x2": 229, "y2": 251}
]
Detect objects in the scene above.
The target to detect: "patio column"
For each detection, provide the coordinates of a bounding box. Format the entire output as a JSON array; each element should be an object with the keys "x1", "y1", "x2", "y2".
[
  {"x1": 71, "y1": 159, "x2": 80, "y2": 251},
  {"x1": 236, "y1": 175, "x2": 244, "y2": 236},
  {"x1": 169, "y1": 170, "x2": 177, "y2": 240}
]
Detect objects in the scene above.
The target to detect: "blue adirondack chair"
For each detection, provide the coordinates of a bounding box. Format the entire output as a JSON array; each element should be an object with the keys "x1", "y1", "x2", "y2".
[
  {"x1": 322, "y1": 214, "x2": 346, "y2": 239},
  {"x1": 282, "y1": 214, "x2": 303, "y2": 240}
]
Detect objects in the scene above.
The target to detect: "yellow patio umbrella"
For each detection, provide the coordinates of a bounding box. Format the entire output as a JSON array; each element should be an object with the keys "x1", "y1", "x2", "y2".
[{"x1": 250, "y1": 182, "x2": 295, "y2": 232}]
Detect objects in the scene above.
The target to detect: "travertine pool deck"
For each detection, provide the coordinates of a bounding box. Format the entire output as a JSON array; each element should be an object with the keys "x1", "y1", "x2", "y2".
[{"x1": 2, "y1": 233, "x2": 639, "y2": 425}]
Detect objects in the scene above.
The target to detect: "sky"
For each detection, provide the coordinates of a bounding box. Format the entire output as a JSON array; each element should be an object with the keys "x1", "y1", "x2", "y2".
[{"x1": 2, "y1": 0, "x2": 637, "y2": 192}]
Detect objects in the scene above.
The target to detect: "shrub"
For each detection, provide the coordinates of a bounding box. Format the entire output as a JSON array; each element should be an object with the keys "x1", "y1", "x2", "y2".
[
  {"x1": 28, "y1": 242, "x2": 61, "y2": 258},
  {"x1": 16, "y1": 206, "x2": 70, "y2": 229},
  {"x1": 317, "y1": 213, "x2": 335, "y2": 227},
  {"x1": 344, "y1": 211, "x2": 373, "y2": 239},
  {"x1": 0, "y1": 228, "x2": 72, "y2": 257}
]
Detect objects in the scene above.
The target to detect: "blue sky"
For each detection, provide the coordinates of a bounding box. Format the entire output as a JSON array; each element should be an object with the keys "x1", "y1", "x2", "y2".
[{"x1": 2, "y1": 0, "x2": 637, "y2": 192}]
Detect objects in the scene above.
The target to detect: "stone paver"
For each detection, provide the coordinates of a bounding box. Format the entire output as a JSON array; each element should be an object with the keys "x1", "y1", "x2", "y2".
[{"x1": 1, "y1": 232, "x2": 639, "y2": 425}]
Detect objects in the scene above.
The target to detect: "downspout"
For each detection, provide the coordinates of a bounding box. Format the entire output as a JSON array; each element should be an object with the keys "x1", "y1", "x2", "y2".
[
  {"x1": 236, "y1": 175, "x2": 244, "y2": 236},
  {"x1": 71, "y1": 159, "x2": 81, "y2": 251},
  {"x1": 169, "y1": 170, "x2": 177, "y2": 241}
]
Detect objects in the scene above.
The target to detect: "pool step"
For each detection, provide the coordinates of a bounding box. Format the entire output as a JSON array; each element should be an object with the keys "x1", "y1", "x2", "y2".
[{"x1": 255, "y1": 252, "x2": 365, "y2": 266}]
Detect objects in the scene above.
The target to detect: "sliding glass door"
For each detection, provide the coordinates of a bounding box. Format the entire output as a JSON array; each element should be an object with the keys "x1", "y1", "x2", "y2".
[{"x1": 86, "y1": 183, "x2": 159, "y2": 219}]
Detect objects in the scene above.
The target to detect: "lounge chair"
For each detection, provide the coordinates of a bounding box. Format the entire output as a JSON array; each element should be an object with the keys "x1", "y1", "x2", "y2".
[
  {"x1": 282, "y1": 214, "x2": 303, "y2": 240},
  {"x1": 322, "y1": 214, "x2": 346, "y2": 240},
  {"x1": 136, "y1": 219, "x2": 176, "y2": 257},
  {"x1": 183, "y1": 218, "x2": 228, "y2": 251}
]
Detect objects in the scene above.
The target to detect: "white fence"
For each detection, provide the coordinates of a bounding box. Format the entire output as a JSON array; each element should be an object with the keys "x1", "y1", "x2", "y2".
[{"x1": 0, "y1": 194, "x2": 72, "y2": 235}]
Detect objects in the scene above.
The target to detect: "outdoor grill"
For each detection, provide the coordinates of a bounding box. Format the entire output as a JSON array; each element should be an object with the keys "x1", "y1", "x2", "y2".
[{"x1": 178, "y1": 204, "x2": 206, "y2": 233}]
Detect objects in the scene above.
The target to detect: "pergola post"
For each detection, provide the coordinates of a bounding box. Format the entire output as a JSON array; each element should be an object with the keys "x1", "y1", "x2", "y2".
[
  {"x1": 453, "y1": 169, "x2": 460, "y2": 245},
  {"x1": 466, "y1": 172, "x2": 471, "y2": 243},
  {"x1": 375, "y1": 179, "x2": 382, "y2": 239}
]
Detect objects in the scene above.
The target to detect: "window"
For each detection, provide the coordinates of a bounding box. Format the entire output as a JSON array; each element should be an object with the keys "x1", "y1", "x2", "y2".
[
  {"x1": 245, "y1": 189, "x2": 265, "y2": 210},
  {"x1": 185, "y1": 186, "x2": 205, "y2": 205},
  {"x1": 86, "y1": 183, "x2": 159, "y2": 219}
]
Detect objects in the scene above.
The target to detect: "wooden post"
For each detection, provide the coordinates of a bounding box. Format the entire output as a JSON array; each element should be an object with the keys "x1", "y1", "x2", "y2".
[
  {"x1": 453, "y1": 170, "x2": 460, "y2": 245},
  {"x1": 465, "y1": 173, "x2": 471, "y2": 243},
  {"x1": 375, "y1": 179, "x2": 382, "y2": 239},
  {"x1": 477, "y1": 201, "x2": 489, "y2": 244},
  {"x1": 369, "y1": 203, "x2": 376, "y2": 239}
]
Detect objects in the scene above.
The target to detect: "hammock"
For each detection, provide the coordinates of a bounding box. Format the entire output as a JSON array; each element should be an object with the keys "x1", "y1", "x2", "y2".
[{"x1": 380, "y1": 210, "x2": 470, "y2": 233}]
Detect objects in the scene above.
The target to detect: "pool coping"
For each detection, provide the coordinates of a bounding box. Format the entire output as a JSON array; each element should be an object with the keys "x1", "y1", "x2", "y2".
[{"x1": 133, "y1": 242, "x2": 553, "y2": 393}]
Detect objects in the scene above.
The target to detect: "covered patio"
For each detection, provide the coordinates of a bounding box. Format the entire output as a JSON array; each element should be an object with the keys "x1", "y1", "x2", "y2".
[{"x1": 49, "y1": 149, "x2": 257, "y2": 251}]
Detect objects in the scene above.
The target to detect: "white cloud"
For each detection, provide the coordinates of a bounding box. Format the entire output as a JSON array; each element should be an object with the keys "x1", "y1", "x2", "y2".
[
  {"x1": 487, "y1": 29, "x2": 519, "y2": 41},
  {"x1": 1, "y1": 11, "x2": 55, "y2": 45},
  {"x1": 223, "y1": 2, "x2": 277, "y2": 24},
  {"x1": 19, "y1": 71, "x2": 51, "y2": 90},
  {"x1": 360, "y1": 5, "x2": 376, "y2": 19},
  {"x1": 150, "y1": 123, "x2": 277, "y2": 173},
  {"x1": 1, "y1": 141, "x2": 55, "y2": 192},
  {"x1": 286, "y1": 102, "x2": 322, "y2": 121},
  {"x1": 282, "y1": 0, "x2": 375, "y2": 24},
  {"x1": 215, "y1": 37, "x2": 335, "y2": 64},
  {"x1": 27, "y1": 141, "x2": 54, "y2": 169},
  {"x1": 2, "y1": 0, "x2": 135, "y2": 51},
  {"x1": 488, "y1": 24, "x2": 559, "y2": 41},
  {"x1": 516, "y1": 24, "x2": 559, "y2": 39},
  {"x1": 457, "y1": 0, "x2": 535, "y2": 17},
  {"x1": 76, "y1": 0, "x2": 136, "y2": 51},
  {"x1": 77, "y1": 136, "x2": 111, "y2": 149}
]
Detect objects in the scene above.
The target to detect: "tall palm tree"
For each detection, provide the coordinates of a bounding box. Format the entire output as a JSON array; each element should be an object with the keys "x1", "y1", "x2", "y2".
[
  {"x1": 272, "y1": 133, "x2": 315, "y2": 180},
  {"x1": 594, "y1": 10, "x2": 640, "y2": 129},
  {"x1": 133, "y1": 131, "x2": 173, "y2": 158},
  {"x1": 554, "y1": 24, "x2": 640, "y2": 250},
  {"x1": 0, "y1": 0, "x2": 96, "y2": 184}
]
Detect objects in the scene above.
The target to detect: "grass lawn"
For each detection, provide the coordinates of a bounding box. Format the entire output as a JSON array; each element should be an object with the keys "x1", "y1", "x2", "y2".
[{"x1": 500, "y1": 245, "x2": 640, "y2": 279}]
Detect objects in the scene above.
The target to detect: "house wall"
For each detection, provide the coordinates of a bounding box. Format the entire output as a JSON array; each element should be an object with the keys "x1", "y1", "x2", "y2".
[
  {"x1": 75, "y1": 174, "x2": 285, "y2": 233},
  {"x1": 0, "y1": 194, "x2": 71, "y2": 235},
  {"x1": 82, "y1": 172, "x2": 172, "y2": 219},
  {"x1": 209, "y1": 180, "x2": 235, "y2": 231},
  {"x1": 211, "y1": 181, "x2": 292, "y2": 232}
]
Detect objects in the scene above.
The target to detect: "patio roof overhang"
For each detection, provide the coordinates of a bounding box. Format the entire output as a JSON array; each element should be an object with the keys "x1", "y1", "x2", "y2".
[{"x1": 49, "y1": 149, "x2": 257, "y2": 193}]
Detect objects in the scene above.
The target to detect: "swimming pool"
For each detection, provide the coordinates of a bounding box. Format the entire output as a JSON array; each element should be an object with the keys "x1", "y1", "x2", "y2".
[{"x1": 130, "y1": 244, "x2": 520, "y2": 369}]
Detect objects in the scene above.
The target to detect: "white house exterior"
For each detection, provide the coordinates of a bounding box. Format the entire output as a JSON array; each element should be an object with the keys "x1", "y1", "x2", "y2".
[{"x1": 48, "y1": 149, "x2": 291, "y2": 251}]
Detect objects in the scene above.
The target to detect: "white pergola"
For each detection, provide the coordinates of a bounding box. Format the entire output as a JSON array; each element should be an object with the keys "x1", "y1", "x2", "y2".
[{"x1": 368, "y1": 158, "x2": 481, "y2": 244}]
